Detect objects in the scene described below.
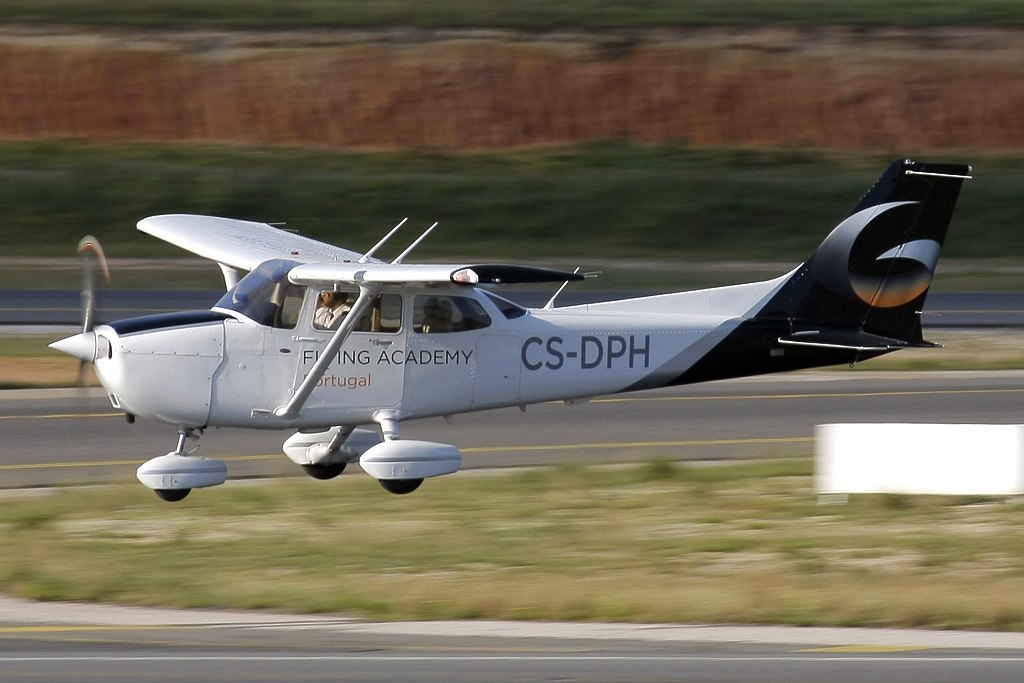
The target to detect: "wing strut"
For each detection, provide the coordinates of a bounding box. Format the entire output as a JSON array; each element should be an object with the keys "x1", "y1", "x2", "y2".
[{"x1": 273, "y1": 285, "x2": 379, "y2": 419}]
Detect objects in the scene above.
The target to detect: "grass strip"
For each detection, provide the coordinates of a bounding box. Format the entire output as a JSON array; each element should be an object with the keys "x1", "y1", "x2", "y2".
[
  {"x1": 1, "y1": 1, "x2": 1022, "y2": 29},
  {"x1": 3, "y1": 460, "x2": 1024, "y2": 629},
  {"x1": 0, "y1": 142, "x2": 1021, "y2": 265}
]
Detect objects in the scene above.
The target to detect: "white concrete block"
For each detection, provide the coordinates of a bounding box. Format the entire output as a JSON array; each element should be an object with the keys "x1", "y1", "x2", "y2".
[{"x1": 815, "y1": 423, "x2": 1024, "y2": 496}]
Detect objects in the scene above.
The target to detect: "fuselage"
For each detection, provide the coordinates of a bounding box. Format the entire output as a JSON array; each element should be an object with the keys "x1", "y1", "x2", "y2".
[{"x1": 77, "y1": 262, "x2": 792, "y2": 430}]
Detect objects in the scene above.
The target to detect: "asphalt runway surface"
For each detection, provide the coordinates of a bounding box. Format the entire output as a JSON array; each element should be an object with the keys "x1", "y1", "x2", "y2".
[
  {"x1": 4, "y1": 370, "x2": 1024, "y2": 489},
  {"x1": 3, "y1": 597, "x2": 1024, "y2": 683}
]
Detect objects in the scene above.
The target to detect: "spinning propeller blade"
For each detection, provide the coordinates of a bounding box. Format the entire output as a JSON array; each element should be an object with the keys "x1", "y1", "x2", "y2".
[{"x1": 76, "y1": 235, "x2": 109, "y2": 385}]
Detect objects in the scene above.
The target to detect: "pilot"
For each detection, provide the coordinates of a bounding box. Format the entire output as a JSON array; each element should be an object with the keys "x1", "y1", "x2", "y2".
[{"x1": 314, "y1": 291, "x2": 354, "y2": 330}]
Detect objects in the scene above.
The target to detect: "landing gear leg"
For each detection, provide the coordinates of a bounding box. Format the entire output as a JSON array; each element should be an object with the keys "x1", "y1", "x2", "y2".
[{"x1": 174, "y1": 428, "x2": 200, "y2": 455}]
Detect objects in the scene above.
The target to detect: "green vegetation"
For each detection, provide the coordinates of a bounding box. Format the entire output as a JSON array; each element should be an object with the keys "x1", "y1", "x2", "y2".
[
  {"x1": 3, "y1": 460, "x2": 1024, "y2": 629},
  {"x1": 1, "y1": 0, "x2": 1022, "y2": 29},
  {"x1": 0, "y1": 336, "x2": 59, "y2": 357},
  {"x1": 1, "y1": 142, "x2": 1020, "y2": 271}
]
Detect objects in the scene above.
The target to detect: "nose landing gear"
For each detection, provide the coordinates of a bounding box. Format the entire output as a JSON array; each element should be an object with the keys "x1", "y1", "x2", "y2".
[{"x1": 136, "y1": 428, "x2": 228, "y2": 502}]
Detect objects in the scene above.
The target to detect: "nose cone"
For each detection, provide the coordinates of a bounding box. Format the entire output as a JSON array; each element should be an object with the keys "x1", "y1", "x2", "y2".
[{"x1": 49, "y1": 331, "x2": 96, "y2": 362}]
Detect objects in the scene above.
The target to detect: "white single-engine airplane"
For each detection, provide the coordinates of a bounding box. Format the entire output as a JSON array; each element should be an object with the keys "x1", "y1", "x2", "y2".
[{"x1": 52, "y1": 159, "x2": 971, "y2": 501}]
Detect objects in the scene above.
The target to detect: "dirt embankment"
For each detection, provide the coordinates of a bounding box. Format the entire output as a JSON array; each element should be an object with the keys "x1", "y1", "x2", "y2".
[{"x1": 0, "y1": 26, "x2": 1021, "y2": 150}]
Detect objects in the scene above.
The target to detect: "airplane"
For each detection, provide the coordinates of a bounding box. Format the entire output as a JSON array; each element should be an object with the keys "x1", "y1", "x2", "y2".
[{"x1": 50, "y1": 159, "x2": 971, "y2": 501}]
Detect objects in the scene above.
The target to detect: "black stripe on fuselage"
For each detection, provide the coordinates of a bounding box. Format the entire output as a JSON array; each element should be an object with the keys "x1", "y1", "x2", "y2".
[
  {"x1": 107, "y1": 310, "x2": 230, "y2": 335},
  {"x1": 627, "y1": 319, "x2": 890, "y2": 391}
]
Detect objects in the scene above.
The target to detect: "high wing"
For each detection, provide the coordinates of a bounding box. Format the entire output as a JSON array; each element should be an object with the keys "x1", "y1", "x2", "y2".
[
  {"x1": 138, "y1": 214, "x2": 365, "y2": 271},
  {"x1": 140, "y1": 213, "x2": 584, "y2": 286},
  {"x1": 288, "y1": 262, "x2": 584, "y2": 286}
]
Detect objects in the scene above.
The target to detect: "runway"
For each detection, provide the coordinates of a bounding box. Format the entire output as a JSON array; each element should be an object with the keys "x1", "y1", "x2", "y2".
[
  {"x1": 6, "y1": 374, "x2": 1024, "y2": 681},
  {"x1": 3, "y1": 370, "x2": 1024, "y2": 487},
  {"x1": 2, "y1": 597, "x2": 1024, "y2": 683}
]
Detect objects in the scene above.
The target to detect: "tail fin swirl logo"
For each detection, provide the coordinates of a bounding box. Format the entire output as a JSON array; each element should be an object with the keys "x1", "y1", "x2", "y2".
[{"x1": 810, "y1": 201, "x2": 937, "y2": 309}]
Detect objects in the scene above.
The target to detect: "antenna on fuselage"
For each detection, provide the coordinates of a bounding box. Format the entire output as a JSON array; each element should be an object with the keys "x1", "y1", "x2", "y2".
[
  {"x1": 392, "y1": 222, "x2": 439, "y2": 264},
  {"x1": 543, "y1": 267, "x2": 582, "y2": 310},
  {"x1": 358, "y1": 217, "x2": 408, "y2": 264}
]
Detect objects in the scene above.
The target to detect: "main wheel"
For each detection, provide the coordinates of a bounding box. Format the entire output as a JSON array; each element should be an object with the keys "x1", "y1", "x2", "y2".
[
  {"x1": 379, "y1": 478, "x2": 423, "y2": 495},
  {"x1": 154, "y1": 488, "x2": 190, "y2": 502},
  {"x1": 301, "y1": 462, "x2": 347, "y2": 480}
]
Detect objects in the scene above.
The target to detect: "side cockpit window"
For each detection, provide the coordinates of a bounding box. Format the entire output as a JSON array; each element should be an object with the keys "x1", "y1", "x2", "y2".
[
  {"x1": 414, "y1": 295, "x2": 491, "y2": 334},
  {"x1": 277, "y1": 284, "x2": 306, "y2": 329},
  {"x1": 313, "y1": 288, "x2": 402, "y2": 333}
]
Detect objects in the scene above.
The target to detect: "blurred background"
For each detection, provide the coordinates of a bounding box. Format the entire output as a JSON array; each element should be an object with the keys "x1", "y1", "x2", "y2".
[
  {"x1": 0, "y1": 1, "x2": 1020, "y2": 287},
  {"x1": 3, "y1": 2, "x2": 1024, "y2": 636}
]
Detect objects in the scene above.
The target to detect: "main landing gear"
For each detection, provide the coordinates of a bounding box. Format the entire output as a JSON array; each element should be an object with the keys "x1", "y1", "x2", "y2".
[
  {"x1": 283, "y1": 419, "x2": 460, "y2": 495},
  {"x1": 285, "y1": 426, "x2": 368, "y2": 482}
]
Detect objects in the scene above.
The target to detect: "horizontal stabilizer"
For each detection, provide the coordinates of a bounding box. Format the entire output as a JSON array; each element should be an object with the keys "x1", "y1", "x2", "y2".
[{"x1": 778, "y1": 329, "x2": 941, "y2": 352}]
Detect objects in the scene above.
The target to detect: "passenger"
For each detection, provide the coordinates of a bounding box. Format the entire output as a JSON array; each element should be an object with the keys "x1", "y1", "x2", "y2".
[{"x1": 420, "y1": 298, "x2": 454, "y2": 333}]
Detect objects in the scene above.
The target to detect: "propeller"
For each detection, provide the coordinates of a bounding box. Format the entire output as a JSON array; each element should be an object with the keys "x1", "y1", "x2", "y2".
[{"x1": 76, "y1": 235, "x2": 109, "y2": 385}]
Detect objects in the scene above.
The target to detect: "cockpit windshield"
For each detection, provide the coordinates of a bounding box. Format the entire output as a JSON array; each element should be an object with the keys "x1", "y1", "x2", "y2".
[{"x1": 215, "y1": 259, "x2": 306, "y2": 329}]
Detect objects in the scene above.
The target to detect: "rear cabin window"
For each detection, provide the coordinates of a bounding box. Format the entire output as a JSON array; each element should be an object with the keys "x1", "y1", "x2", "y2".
[
  {"x1": 413, "y1": 295, "x2": 491, "y2": 334},
  {"x1": 482, "y1": 291, "x2": 527, "y2": 319}
]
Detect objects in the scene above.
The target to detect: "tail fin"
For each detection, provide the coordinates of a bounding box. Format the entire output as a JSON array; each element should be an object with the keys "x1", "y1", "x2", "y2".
[
  {"x1": 669, "y1": 159, "x2": 971, "y2": 386},
  {"x1": 757, "y1": 159, "x2": 971, "y2": 347}
]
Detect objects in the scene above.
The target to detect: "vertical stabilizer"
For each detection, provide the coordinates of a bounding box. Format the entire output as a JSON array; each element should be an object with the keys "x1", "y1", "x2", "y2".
[
  {"x1": 665, "y1": 159, "x2": 971, "y2": 386},
  {"x1": 756, "y1": 159, "x2": 971, "y2": 344}
]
